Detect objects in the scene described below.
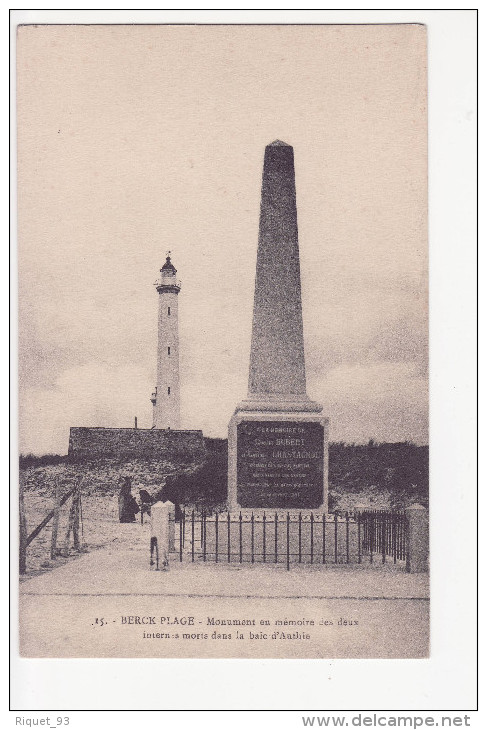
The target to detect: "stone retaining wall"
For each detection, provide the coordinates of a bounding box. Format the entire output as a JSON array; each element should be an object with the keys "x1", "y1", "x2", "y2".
[{"x1": 68, "y1": 427, "x2": 205, "y2": 461}]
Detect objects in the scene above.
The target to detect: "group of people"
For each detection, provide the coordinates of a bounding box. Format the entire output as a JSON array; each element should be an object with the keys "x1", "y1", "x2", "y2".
[
  {"x1": 118, "y1": 477, "x2": 163, "y2": 523},
  {"x1": 118, "y1": 476, "x2": 172, "y2": 571}
]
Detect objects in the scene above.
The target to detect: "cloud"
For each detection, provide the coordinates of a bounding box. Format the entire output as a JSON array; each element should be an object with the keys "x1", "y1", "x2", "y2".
[
  {"x1": 308, "y1": 360, "x2": 428, "y2": 444},
  {"x1": 19, "y1": 362, "x2": 154, "y2": 454},
  {"x1": 19, "y1": 355, "x2": 428, "y2": 455}
]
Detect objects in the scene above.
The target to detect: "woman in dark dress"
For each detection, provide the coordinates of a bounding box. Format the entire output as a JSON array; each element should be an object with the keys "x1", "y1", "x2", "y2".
[
  {"x1": 138, "y1": 488, "x2": 154, "y2": 523},
  {"x1": 118, "y1": 477, "x2": 140, "y2": 523}
]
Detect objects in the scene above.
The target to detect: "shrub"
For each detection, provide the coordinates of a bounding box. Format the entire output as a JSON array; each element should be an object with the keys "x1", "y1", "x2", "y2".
[{"x1": 19, "y1": 454, "x2": 68, "y2": 469}]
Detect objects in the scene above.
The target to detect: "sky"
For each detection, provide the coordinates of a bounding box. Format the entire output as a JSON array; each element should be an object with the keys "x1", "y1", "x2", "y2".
[{"x1": 17, "y1": 24, "x2": 428, "y2": 454}]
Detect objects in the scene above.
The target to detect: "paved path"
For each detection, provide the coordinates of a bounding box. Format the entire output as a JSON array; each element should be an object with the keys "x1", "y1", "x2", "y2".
[{"x1": 19, "y1": 523, "x2": 429, "y2": 658}]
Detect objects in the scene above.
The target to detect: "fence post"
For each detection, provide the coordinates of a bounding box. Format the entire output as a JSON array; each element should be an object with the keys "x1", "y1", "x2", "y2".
[
  {"x1": 19, "y1": 479, "x2": 28, "y2": 575},
  {"x1": 392, "y1": 513, "x2": 397, "y2": 564},
  {"x1": 72, "y1": 487, "x2": 81, "y2": 551},
  {"x1": 203, "y1": 511, "x2": 207, "y2": 562},
  {"x1": 405, "y1": 504, "x2": 429, "y2": 573},
  {"x1": 274, "y1": 513, "x2": 278, "y2": 563},
  {"x1": 334, "y1": 512, "x2": 338, "y2": 563},
  {"x1": 298, "y1": 512, "x2": 302, "y2": 563},
  {"x1": 239, "y1": 512, "x2": 242, "y2": 563},
  {"x1": 286, "y1": 513, "x2": 290, "y2": 570},
  {"x1": 167, "y1": 502, "x2": 176, "y2": 552},
  {"x1": 180, "y1": 509, "x2": 184, "y2": 562},
  {"x1": 63, "y1": 492, "x2": 76, "y2": 557},
  {"x1": 227, "y1": 511, "x2": 231, "y2": 563},
  {"x1": 50, "y1": 478, "x2": 61, "y2": 559},
  {"x1": 357, "y1": 513, "x2": 361, "y2": 564},
  {"x1": 215, "y1": 512, "x2": 219, "y2": 563},
  {"x1": 322, "y1": 513, "x2": 326, "y2": 564},
  {"x1": 310, "y1": 513, "x2": 314, "y2": 564},
  {"x1": 369, "y1": 514, "x2": 374, "y2": 563}
]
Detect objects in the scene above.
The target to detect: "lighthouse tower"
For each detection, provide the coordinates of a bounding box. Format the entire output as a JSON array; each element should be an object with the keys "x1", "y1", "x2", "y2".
[{"x1": 151, "y1": 254, "x2": 181, "y2": 430}]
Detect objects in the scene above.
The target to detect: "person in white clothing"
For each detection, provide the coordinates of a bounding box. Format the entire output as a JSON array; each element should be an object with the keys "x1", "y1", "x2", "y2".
[{"x1": 150, "y1": 497, "x2": 170, "y2": 571}]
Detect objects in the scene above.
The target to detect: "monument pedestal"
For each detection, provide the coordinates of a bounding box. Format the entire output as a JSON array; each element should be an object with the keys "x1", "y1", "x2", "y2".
[{"x1": 228, "y1": 398, "x2": 329, "y2": 513}]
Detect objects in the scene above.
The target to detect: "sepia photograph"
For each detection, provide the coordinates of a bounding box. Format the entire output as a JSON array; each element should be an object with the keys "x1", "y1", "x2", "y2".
[
  {"x1": 11, "y1": 9, "x2": 477, "y2": 716},
  {"x1": 18, "y1": 24, "x2": 428, "y2": 658},
  {"x1": 17, "y1": 21, "x2": 429, "y2": 661}
]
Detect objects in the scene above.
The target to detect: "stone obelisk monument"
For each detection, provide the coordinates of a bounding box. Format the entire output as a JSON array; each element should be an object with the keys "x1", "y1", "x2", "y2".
[{"x1": 228, "y1": 141, "x2": 329, "y2": 512}]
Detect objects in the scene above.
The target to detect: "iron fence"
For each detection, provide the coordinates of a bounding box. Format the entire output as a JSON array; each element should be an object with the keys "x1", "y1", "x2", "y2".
[
  {"x1": 175, "y1": 509, "x2": 408, "y2": 569},
  {"x1": 360, "y1": 509, "x2": 408, "y2": 564}
]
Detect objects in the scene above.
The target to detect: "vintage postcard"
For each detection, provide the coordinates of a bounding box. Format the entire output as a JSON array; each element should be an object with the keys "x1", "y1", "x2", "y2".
[{"x1": 17, "y1": 23, "x2": 429, "y2": 660}]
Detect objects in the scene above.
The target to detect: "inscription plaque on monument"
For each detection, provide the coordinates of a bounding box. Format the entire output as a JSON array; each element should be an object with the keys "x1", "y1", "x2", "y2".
[{"x1": 237, "y1": 420, "x2": 324, "y2": 508}]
